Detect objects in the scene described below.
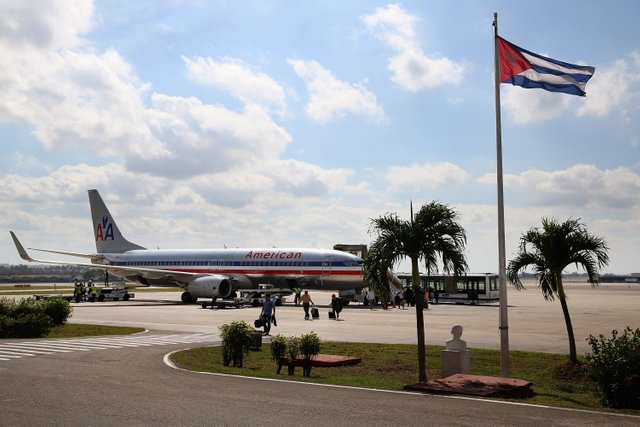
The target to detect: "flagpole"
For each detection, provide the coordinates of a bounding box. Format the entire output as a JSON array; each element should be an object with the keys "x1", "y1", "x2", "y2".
[{"x1": 493, "y1": 12, "x2": 510, "y2": 378}]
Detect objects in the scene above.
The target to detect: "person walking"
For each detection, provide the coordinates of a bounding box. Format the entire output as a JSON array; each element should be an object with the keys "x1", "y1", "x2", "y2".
[
  {"x1": 260, "y1": 293, "x2": 276, "y2": 336},
  {"x1": 300, "y1": 290, "x2": 314, "y2": 320},
  {"x1": 367, "y1": 288, "x2": 376, "y2": 309},
  {"x1": 330, "y1": 294, "x2": 342, "y2": 320}
]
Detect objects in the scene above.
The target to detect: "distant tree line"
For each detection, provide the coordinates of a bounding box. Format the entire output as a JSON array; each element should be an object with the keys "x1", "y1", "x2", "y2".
[{"x1": 0, "y1": 264, "x2": 102, "y2": 283}]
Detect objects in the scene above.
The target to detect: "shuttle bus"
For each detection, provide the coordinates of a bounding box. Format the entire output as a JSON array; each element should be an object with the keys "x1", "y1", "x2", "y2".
[{"x1": 395, "y1": 273, "x2": 500, "y2": 305}]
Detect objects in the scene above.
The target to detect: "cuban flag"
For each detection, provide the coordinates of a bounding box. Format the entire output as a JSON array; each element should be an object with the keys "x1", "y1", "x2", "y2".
[{"x1": 497, "y1": 36, "x2": 595, "y2": 97}]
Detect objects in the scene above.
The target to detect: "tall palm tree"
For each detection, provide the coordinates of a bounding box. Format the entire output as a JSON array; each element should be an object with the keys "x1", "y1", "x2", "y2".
[
  {"x1": 507, "y1": 217, "x2": 609, "y2": 364},
  {"x1": 367, "y1": 201, "x2": 468, "y2": 383}
]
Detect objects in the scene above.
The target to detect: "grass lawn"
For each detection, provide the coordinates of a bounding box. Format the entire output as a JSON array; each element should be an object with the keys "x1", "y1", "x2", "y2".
[{"x1": 170, "y1": 341, "x2": 639, "y2": 415}]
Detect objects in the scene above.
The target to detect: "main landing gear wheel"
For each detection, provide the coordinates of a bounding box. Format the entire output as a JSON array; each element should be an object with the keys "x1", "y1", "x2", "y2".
[{"x1": 181, "y1": 292, "x2": 198, "y2": 304}]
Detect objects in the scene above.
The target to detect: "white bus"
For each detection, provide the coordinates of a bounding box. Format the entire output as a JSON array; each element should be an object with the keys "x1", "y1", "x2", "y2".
[{"x1": 395, "y1": 273, "x2": 500, "y2": 305}]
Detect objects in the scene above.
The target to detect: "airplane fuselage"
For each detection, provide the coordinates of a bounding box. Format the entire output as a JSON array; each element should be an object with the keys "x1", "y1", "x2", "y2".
[{"x1": 101, "y1": 247, "x2": 364, "y2": 291}]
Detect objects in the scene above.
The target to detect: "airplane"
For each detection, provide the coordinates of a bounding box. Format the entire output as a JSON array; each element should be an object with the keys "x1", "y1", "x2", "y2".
[{"x1": 10, "y1": 189, "x2": 365, "y2": 304}]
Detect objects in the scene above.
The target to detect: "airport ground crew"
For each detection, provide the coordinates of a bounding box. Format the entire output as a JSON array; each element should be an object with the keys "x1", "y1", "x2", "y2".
[
  {"x1": 293, "y1": 287, "x2": 302, "y2": 306},
  {"x1": 89, "y1": 282, "x2": 98, "y2": 302}
]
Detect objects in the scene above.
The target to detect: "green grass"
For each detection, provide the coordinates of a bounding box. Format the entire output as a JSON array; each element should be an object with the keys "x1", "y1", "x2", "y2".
[
  {"x1": 170, "y1": 342, "x2": 639, "y2": 415},
  {"x1": 46, "y1": 323, "x2": 145, "y2": 338}
]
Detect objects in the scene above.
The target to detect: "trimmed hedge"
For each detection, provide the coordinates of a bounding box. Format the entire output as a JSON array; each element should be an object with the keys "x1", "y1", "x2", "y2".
[{"x1": 0, "y1": 297, "x2": 72, "y2": 338}]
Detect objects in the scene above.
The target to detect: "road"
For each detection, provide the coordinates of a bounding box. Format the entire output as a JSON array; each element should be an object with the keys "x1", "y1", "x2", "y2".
[{"x1": 1, "y1": 339, "x2": 638, "y2": 426}]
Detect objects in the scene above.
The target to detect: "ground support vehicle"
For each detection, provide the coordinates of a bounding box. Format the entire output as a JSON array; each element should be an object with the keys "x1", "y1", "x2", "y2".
[
  {"x1": 96, "y1": 286, "x2": 134, "y2": 302},
  {"x1": 34, "y1": 286, "x2": 134, "y2": 302}
]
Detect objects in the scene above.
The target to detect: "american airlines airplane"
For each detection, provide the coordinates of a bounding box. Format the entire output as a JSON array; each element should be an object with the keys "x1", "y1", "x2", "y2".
[{"x1": 10, "y1": 189, "x2": 365, "y2": 304}]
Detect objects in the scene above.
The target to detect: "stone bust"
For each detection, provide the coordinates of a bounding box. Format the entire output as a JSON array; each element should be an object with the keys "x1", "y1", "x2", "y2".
[{"x1": 446, "y1": 324, "x2": 467, "y2": 351}]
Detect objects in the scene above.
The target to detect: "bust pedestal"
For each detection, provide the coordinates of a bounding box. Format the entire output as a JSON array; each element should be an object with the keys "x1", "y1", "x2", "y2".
[{"x1": 440, "y1": 324, "x2": 471, "y2": 377}]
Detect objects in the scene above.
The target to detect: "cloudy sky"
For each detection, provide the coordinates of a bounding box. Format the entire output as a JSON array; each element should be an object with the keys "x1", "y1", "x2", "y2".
[{"x1": 1, "y1": 1, "x2": 638, "y2": 274}]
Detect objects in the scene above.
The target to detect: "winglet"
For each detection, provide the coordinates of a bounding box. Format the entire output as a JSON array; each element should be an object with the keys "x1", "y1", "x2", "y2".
[{"x1": 10, "y1": 231, "x2": 35, "y2": 262}]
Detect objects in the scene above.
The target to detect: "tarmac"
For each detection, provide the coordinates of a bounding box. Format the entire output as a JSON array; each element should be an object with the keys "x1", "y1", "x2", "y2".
[{"x1": 53, "y1": 280, "x2": 640, "y2": 355}]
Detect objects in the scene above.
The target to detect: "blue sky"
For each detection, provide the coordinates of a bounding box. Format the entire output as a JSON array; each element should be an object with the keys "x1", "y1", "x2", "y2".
[{"x1": 1, "y1": 1, "x2": 638, "y2": 274}]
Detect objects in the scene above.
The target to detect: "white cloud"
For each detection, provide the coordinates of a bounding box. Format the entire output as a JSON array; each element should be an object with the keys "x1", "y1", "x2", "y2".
[
  {"x1": 480, "y1": 164, "x2": 640, "y2": 209},
  {"x1": 386, "y1": 162, "x2": 470, "y2": 192},
  {"x1": 0, "y1": 0, "x2": 93, "y2": 51},
  {"x1": 577, "y1": 51, "x2": 640, "y2": 119},
  {"x1": 361, "y1": 4, "x2": 466, "y2": 91},
  {"x1": 130, "y1": 95, "x2": 292, "y2": 178},
  {"x1": 183, "y1": 56, "x2": 288, "y2": 116},
  {"x1": 502, "y1": 85, "x2": 571, "y2": 124},
  {"x1": 288, "y1": 59, "x2": 387, "y2": 124}
]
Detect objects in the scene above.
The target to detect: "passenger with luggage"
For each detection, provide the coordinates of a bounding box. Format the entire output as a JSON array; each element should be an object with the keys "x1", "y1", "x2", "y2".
[
  {"x1": 260, "y1": 293, "x2": 275, "y2": 336},
  {"x1": 300, "y1": 290, "x2": 314, "y2": 320},
  {"x1": 330, "y1": 294, "x2": 342, "y2": 320}
]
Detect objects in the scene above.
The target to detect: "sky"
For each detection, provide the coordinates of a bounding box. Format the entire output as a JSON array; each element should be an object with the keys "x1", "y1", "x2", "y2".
[{"x1": 1, "y1": 0, "x2": 639, "y2": 274}]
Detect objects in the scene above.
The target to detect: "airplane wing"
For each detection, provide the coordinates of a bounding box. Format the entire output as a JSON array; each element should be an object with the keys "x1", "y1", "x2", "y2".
[
  {"x1": 28, "y1": 247, "x2": 100, "y2": 260},
  {"x1": 10, "y1": 231, "x2": 200, "y2": 288}
]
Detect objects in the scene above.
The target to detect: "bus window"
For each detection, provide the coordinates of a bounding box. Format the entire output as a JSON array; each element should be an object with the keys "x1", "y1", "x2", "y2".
[{"x1": 477, "y1": 279, "x2": 485, "y2": 292}]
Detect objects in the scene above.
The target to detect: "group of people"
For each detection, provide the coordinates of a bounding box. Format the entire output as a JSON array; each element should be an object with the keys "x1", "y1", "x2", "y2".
[{"x1": 73, "y1": 278, "x2": 98, "y2": 302}]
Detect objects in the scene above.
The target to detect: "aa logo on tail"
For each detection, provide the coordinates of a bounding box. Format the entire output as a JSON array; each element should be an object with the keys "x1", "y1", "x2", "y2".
[{"x1": 96, "y1": 216, "x2": 115, "y2": 241}]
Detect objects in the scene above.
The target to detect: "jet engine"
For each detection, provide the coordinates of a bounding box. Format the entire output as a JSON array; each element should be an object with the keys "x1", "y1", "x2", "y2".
[{"x1": 186, "y1": 276, "x2": 233, "y2": 299}]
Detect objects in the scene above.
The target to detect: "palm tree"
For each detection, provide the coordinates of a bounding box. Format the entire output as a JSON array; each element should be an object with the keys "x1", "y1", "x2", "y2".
[
  {"x1": 367, "y1": 201, "x2": 468, "y2": 383},
  {"x1": 507, "y1": 217, "x2": 609, "y2": 364}
]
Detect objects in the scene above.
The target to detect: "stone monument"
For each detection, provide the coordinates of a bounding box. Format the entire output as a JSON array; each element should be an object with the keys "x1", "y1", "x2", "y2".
[{"x1": 440, "y1": 324, "x2": 470, "y2": 377}]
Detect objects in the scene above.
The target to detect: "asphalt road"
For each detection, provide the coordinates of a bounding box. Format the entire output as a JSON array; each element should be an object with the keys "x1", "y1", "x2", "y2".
[
  {"x1": 1, "y1": 341, "x2": 638, "y2": 426},
  {"x1": 1, "y1": 282, "x2": 638, "y2": 426}
]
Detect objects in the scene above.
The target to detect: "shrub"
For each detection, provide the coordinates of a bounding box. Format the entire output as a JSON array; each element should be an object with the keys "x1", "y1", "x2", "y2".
[
  {"x1": 218, "y1": 320, "x2": 254, "y2": 368},
  {"x1": 12, "y1": 313, "x2": 52, "y2": 338},
  {"x1": 0, "y1": 315, "x2": 15, "y2": 338},
  {"x1": 0, "y1": 297, "x2": 14, "y2": 317},
  {"x1": 270, "y1": 335, "x2": 288, "y2": 374},
  {"x1": 285, "y1": 336, "x2": 300, "y2": 375},
  {"x1": 43, "y1": 297, "x2": 72, "y2": 326},
  {"x1": 299, "y1": 331, "x2": 321, "y2": 377},
  {"x1": 586, "y1": 327, "x2": 640, "y2": 409},
  {"x1": 0, "y1": 297, "x2": 71, "y2": 338},
  {"x1": 15, "y1": 297, "x2": 46, "y2": 318}
]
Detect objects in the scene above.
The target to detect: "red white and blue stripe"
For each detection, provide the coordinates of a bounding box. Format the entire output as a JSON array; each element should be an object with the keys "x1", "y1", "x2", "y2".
[{"x1": 497, "y1": 36, "x2": 595, "y2": 97}]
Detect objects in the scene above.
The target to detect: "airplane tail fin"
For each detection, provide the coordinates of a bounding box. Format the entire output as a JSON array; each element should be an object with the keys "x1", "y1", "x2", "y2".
[{"x1": 88, "y1": 189, "x2": 146, "y2": 253}]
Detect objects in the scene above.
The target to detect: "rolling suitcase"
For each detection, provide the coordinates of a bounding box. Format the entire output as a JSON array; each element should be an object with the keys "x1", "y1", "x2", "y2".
[
  {"x1": 328, "y1": 311, "x2": 335, "y2": 319},
  {"x1": 311, "y1": 307, "x2": 319, "y2": 319}
]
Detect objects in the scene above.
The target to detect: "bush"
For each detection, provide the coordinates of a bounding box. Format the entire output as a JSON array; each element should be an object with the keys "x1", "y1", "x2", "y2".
[
  {"x1": 43, "y1": 297, "x2": 72, "y2": 326},
  {"x1": 12, "y1": 313, "x2": 52, "y2": 338},
  {"x1": 586, "y1": 327, "x2": 640, "y2": 409},
  {"x1": 219, "y1": 320, "x2": 254, "y2": 368},
  {"x1": 0, "y1": 297, "x2": 13, "y2": 317},
  {"x1": 0, "y1": 297, "x2": 71, "y2": 338},
  {"x1": 270, "y1": 335, "x2": 288, "y2": 374},
  {"x1": 299, "y1": 331, "x2": 321, "y2": 377},
  {"x1": 0, "y1": 315, "x2": 15, "y2": 338},
  {"x1": 285, "y1": 336, "x2": 300, "y2": 375}
]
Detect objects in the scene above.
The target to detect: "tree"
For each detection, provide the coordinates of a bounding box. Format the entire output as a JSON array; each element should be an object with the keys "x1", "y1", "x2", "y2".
[
  {"x1": 366, "y1": 201, "x2": 468, "y2": 383},
  {"x1": 507, "y1": 217, "x2": 609, "y2": 364}
]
